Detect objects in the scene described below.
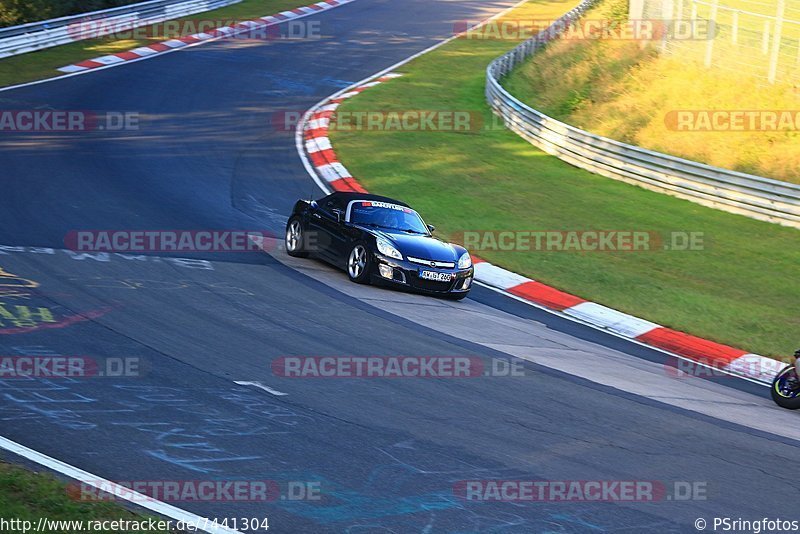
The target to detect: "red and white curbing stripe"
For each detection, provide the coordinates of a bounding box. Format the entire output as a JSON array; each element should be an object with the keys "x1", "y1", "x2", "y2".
[
  {"x1": 470, "y1": 259, "x2": 784, "y2": 384},
  {"x1": 300, "y1": 72, "x2": 784, "y2": 385},
  {"x1": 302, "y1": 73, "x2": 401, "y2": 193},
  {"x1": 57, "y1": 0, "x2": 354, "y2": 74}
]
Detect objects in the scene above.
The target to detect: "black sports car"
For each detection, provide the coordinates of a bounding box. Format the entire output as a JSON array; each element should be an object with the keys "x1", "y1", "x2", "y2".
[{"x1": 285, "y1": 192, "x2": 474, "y2": 300}]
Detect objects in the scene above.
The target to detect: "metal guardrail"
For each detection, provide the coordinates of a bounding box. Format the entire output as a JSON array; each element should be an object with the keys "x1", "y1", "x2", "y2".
[
  {"x1": 0, "y1": 0, "x2": 241, "y2": 59},
  {"x1": 485, "y1": 0, "x2": 800, "y2": 229}
]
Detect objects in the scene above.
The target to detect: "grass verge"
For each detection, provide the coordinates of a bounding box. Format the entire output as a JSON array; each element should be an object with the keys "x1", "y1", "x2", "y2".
[
  {"x1": 0, "y1": 461, "x2": 175, "y2": 533},
  {"x1": 329, "y1": 0, "x2": 800, "y2": 358},
  {"x1": 502, "y1": 0, "x2": 800, "y2": 183},
  {"x1": 0, "y1": 0, "x2": 308, "y2": 88}
]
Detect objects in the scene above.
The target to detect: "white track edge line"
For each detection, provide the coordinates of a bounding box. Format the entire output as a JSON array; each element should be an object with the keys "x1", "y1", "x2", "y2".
[
  {"x1": 293, "y1": 0, "x2": 777, "y2": 390},
  {"x1": 0, "y1": 3, "x2": 360, "y2": 522},
  {"x1": 474, "y1": 280, "x2": 772, "y2": 386},
  {"x1": 0, "y1": 435, "x2": 242, "y2": 533},
  {"x1": 0, "y1": 0, "x2": 356, "y2": 94},
  {"x1": 295, "y1": 0, "x2": 533, "y2": 195}
]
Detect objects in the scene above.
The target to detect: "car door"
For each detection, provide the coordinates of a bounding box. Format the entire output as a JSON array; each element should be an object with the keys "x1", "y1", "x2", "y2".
[{"x1": 308, "y1": 199, "x2": 346, "y2": 264}]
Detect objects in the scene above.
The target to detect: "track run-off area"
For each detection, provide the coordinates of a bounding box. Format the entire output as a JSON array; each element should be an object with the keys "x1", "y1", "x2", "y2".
[{"x1": 0, "y1": 0, "x2": 797, "y2": 532}]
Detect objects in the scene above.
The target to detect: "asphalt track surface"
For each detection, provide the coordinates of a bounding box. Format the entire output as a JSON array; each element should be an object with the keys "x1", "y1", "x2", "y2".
[{"x1": 0, "y1": 0, "x2": 798, "y2": 532}]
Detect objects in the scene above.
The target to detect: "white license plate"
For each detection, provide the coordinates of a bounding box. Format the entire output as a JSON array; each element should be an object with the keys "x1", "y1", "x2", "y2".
[{"x1": 420, "y1": 270, "x2": 453, "y2": 282}]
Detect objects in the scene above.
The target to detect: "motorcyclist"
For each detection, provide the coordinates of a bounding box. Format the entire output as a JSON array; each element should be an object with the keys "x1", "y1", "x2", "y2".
[
  {"x1": 771, "y1": 348, "x2": 800, "y2": 408},
  {"x1": 794, "y1": 348, "x2": 800, "y2": 377}
]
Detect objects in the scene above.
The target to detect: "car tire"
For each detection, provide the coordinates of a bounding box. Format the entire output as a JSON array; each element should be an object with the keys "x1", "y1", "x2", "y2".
[
  {"x1": 285, "y1": 217, "x2": 308, "y2": 258},
  {"x1": 346, "y1": 243, "x2": 372, "y2": 284}
]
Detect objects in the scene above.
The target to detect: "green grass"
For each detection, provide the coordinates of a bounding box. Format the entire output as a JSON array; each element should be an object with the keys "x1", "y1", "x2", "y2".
[
  {"x1": 691, "y1": 0, "x2": 800, "y2": 37},
  {"x1": 0, "y1": 0, "x2": 308, "y2": 88},
  {"x1": 503, "y1": 0, "x2": 800, "y2": 182},
  {"x1": 0, "y1": 462, "x2": 176, "y2": 533},
  {"x1": 329, "y1": 0, "x2": 800, "y2": 358},
  {"x1": 659, "y1": 0, "x2": 800, "y2": 83}
]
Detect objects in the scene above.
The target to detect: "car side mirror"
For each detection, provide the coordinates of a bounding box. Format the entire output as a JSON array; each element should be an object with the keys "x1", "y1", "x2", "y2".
[{"x1": 427, "y1": 224, "x2": 436, "y2": 233}]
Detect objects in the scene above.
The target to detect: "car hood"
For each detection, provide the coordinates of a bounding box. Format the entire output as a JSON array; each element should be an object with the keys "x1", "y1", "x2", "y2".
[{"x1": 374, "y1": 230, "x2": 461, "y2": 262}]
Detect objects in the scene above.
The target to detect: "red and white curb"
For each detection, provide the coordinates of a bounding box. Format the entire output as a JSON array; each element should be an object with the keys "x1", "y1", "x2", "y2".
[
  {"x1": 57, "y1": 0, "x2": 354, "y2": 74},
  {"x1": 298, "y1": 72, "x2": 784, "y2": 386},
  {"x1": 302, "y1": 73, "x2": 401, "y2": 192}
]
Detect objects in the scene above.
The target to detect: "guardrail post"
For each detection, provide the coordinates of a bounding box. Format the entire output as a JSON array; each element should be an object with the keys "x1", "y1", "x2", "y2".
[
  {"x1": 484, "y1": 0, "x2": 800, "y2": 228},
  {"x1": 762, "y1": 20, "x2": 771, "y2": 54},
  {"x1": 629, "y1": 0, "x2": 645, "y2": 20},
  {"x1": 768, "y1": 0, "x2": 785, "y2": 83},
  {"x1": 704, "y1": 0, "x2": 718, "y2": 67},
  {"x1": 0, "y1": 0, "x2": 241, "y2": 59}
]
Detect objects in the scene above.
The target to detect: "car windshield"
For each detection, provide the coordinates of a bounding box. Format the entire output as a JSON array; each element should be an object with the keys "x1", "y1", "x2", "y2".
[{"x1": 348, "y1": 201, "x2": 429, "y2": 234}]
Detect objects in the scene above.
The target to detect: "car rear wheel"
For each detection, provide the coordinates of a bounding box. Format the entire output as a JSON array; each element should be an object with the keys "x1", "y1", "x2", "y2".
[
  {"x1": 347, "y1": 244, "x2": 371, "y2": 284},
  {"x1": 285, "y1": 217, "x2": 308, "y2": 258}
]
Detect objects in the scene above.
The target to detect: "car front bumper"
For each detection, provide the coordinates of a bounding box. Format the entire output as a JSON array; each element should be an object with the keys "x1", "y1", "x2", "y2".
[{"x1": 371, "y1": 253, "x2": 474, "y2": 295}]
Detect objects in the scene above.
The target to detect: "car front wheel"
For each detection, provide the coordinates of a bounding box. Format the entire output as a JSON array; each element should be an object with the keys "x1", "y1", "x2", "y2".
[
  {"x1": 285, "y1": 217, "x2": 308, "y2": 258},
  {"x1": 347, "y1": 243, "x2": 371, "y2": 284}
]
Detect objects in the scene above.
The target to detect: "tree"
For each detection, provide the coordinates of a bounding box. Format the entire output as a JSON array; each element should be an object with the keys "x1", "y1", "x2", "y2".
[
  {"x1": 0, "y1": 0, "x2": 142, "y2": 28},
  {"x1": 0, "y1": 0, "x2": 58, "y2": 27}
]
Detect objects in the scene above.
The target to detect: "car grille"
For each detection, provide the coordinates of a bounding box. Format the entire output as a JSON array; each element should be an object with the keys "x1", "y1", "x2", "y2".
[
  {"x1": 407, "y1": 256, "x2": 456, "y2": 269},
  {"x1": 410, "y1": 277, "x2": 455, "y2": 292}
]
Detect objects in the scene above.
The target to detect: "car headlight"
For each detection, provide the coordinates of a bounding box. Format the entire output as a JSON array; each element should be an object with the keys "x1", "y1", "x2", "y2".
[
  {"x1": 377, "y1": 238, "x2": 403, "y2": 260},
  {"x1": 458, "y1": 252, "x2": 472, "y2": 269}
]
